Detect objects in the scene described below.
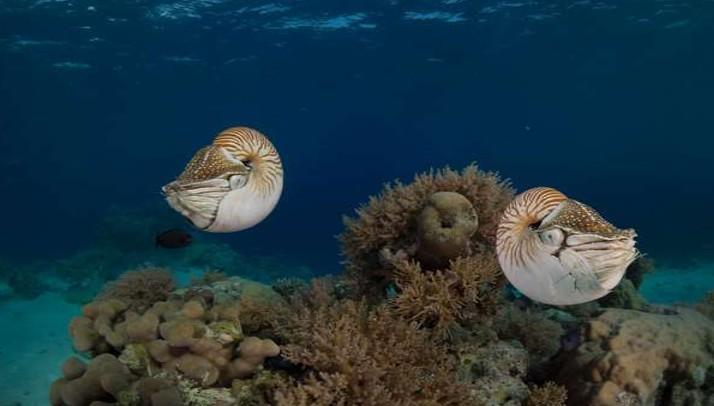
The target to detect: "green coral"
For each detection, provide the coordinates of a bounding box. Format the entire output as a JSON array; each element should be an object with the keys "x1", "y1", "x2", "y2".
[
  {"x1": 119, "y1": 343, "x2": 153, "y2": 375},
  {"x1": 207, "y1": 320, "x2": 244, "y2": 343}
]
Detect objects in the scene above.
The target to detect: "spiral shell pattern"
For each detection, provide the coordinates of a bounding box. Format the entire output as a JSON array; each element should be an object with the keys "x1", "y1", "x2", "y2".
[
  {"x1": 496, "y1": 187, "x2": 637, "y2": 305},
  {"x1": 213, "y1": 127, "x2": 283, "y2": 198},
  {"x1": 497, "y1": 187, "x2": 567, "y2": 271}
]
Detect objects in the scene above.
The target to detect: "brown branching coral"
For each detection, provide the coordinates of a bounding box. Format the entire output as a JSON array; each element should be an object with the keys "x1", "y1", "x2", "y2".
[
  {"x1": 340, "y1": 164, "x2": 514, "y2": 297},
  {"x1": 391, "y1": 254, "x2": 503, "y2": 337},
  {"x1": 97, "y1": 266, "x2": 175, "y2": 313},
  {"x1": 274, "y1": 299, "x2": 472, "y2": 406},
  {"x1": 525, "y1": 382, "x2": 567, "y2": 406}
]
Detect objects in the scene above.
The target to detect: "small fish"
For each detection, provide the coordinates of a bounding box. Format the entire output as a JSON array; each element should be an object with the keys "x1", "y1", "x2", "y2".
[
  {"x1": 155, "y1": 229, "x2": 192, "y2": 249},
  {"x1": 561, "y1": 327, "x2": 582, "y2": 351}
]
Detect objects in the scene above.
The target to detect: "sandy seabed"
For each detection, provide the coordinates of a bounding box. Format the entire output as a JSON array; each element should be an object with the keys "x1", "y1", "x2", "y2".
[
  {"x1": 0, "y1": 294, "x2": 78, "y2": 406},
  {"x1": 641, "y1": 262, "x2": 714, "y2": 304}
]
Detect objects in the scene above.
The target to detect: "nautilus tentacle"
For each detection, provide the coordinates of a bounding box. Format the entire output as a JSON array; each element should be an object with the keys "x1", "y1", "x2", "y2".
[
  {"x1": 496, "y1": 187, "x2": 637, "y2": 305},
  {"x1": 162, "y1": 127, "x2": 283, "y2": 233}
]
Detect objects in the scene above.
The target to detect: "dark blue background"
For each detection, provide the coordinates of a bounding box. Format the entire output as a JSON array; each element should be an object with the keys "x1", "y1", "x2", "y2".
[{"x1": 1, "y1": 0, "x2": 712, "y2": 273}]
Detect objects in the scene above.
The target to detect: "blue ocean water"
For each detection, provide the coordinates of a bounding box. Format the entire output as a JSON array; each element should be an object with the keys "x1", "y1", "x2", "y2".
[{"x1": 2, "y1": 1, "x2": 713, "y2": 276}]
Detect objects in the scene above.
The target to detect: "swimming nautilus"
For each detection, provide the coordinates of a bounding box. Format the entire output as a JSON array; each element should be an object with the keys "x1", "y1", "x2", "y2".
[
  {"x1": 496, "y1": 187, "x2": 638, "y2": 305},
  {"x1": 162, "y1": 127, "x2": 283, "y2": 233}
]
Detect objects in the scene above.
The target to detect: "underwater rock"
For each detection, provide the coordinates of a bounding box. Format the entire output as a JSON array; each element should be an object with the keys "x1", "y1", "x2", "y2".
[
  {"x1": 415, "y1": 191, "x2": 478, "y2": 269},
  {"x1": 557, "y1": 307, "x2": 714, "y2": 405}
]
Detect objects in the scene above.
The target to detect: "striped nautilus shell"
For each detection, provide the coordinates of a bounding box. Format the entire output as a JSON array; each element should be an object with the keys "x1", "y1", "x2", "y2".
[
  {"x1": 496, "y1": 187, "x2": 638, "y2": 305},
  {"x1": 162, "y1": 127, "x2": 283, "y2": 233}
]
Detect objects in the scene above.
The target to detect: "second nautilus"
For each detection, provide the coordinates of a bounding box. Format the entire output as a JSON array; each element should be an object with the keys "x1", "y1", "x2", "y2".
[
  {"x1": 162, "y1": 127, "x2": 284, "y2": 233},
  {"x1": 496, "y1": 187, "x2": 638, "y2": 305}
]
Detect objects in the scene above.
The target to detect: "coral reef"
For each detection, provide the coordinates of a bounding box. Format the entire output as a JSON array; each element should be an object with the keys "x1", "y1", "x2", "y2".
[
  {"x1": 492, "y1": 304, "x2": 565, "y2": 368},
  {"x1": 457, "y1": 340, "x2": 530, "y2": 405},
  {"x1": 556, "y1": 307, "x2": 714, "y2": 406},
  {"x1": 54, "y1": 272, "x2": 287, "y2": 405},
  {"x1": 597, "y1": 278, "x2": 649, "y2": 311},
  {"x1": 96, "y1": 267, "x2": 176, "y2": 313},
  {"x1": 274, "y1": 298, "x2": 472, "y2": 405},
  {"x1": 391, "y1": 255, "x2": 503, "y2": 337},
  {"x1": 525, "y1": 382, "x2": 567, "y2": 406},
  {"x1": 415, "y1": 191, "x2": 479, "y2": 268},
  {"x1": 46, "y1": 165, "x2": 705, "y2": 406},
  {"x1": 340, "y1": 164, "x2": 513, "y2": 297}
]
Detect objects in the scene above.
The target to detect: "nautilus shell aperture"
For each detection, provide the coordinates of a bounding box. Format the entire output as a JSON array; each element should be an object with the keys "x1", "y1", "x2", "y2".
[
  {"x1": 162, "y1": 127, "x2": 283, "y2": 233},
  {"x1": 496, "y1": 187, "x2": 638, "y2": 305}
]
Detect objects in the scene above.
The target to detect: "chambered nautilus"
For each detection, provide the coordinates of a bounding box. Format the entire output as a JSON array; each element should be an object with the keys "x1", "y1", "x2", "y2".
[
  {"x1": 162, "y1": 127, "x2": 283, "y2": 233},
  {"x1": 496, "y1": 187, "x2": 638, "y2": 305}
]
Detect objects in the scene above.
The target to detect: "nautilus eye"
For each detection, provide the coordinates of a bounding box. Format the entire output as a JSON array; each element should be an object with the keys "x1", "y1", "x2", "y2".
[
  {"x1": 496, "y1": 187, "x2": 638, "y2": 305},
  {"x1": 538, "y1": 228, "x2": 564, "y2": 248},
  {"x1": 162, "y1": 127, "x2": 284, "y2": 233}
]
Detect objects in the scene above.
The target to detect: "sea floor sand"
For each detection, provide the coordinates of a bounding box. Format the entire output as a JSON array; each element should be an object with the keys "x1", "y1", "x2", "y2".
[{"x1": 0, "y1": 293, "x2": 79, "y2": 406}]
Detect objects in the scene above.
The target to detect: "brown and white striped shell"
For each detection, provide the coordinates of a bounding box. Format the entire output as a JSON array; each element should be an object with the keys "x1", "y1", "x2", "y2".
[
  {"x1": 162, "y1": 127, "x2": 283, "y2": 233},
  {"x1": 496, "y1": 187, "x2": 637, "y2": 305}
]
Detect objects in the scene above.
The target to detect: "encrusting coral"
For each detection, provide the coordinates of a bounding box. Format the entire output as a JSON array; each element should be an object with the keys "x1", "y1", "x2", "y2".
[
  {"x1": 556, "y1": 307, "x2": 714, "y2": 406},
  {"x1": 492, "y1": 303, "x2": 565, "y2": 368},
  {"x1": 456, "y1": 340, "x2": 531, "y2": 405}
]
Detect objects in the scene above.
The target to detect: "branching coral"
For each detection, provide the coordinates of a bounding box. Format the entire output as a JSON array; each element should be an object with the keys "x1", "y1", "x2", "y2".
[
  {"x1": 525, "y1": 382, "x2": 567, "y2": 406},
  {"x1": 97, "y1": 266, "x2": 175, "y2": 313},
  {"x1": 274, "y1": 299, "x2": 472, "y2": 405},
  {"x1": 391, "y1": 254, "x2": 503, "y2": 337},
  {"x1": 340, "y1": 164, "x2": 513, "y2": 297}
]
